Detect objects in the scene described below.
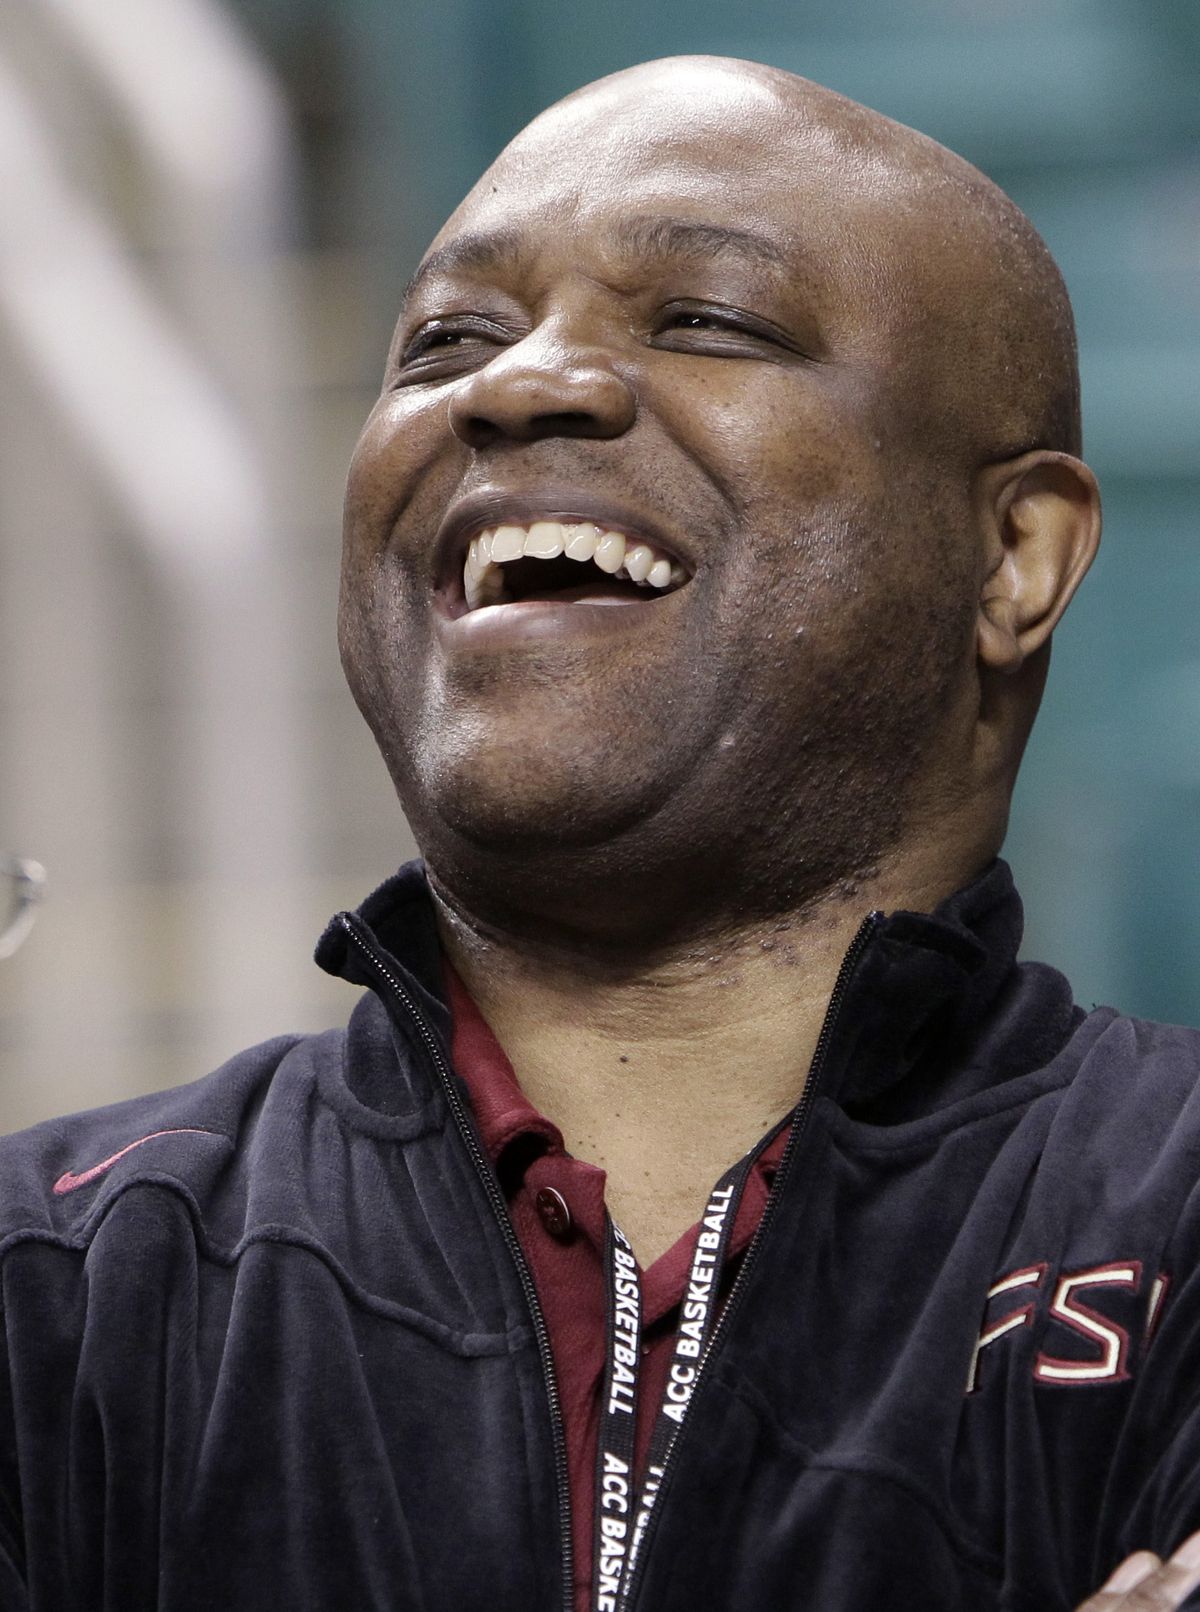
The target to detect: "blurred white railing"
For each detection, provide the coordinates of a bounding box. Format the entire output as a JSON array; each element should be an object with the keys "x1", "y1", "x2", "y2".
[{"x1": 0, "y1": 0, "x2": 320, "y2": 1120}]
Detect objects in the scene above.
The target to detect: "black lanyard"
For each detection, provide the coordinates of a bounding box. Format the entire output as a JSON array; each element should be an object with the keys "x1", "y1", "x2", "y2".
[{"x1": 590, "y1": 1122, "x2": 787, "y2": 1612}]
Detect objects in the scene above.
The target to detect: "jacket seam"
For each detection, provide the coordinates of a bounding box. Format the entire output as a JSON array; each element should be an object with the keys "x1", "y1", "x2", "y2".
[
  {"x1": 323, "y1": 1018, "x2": 448, "y2": 1139},
  {"x1": 720, "y1": 1366, "x2": 1004, "y2": 1579},
  {"x1": 819, "y1": 1075, "x2": 1069, "y2": 1154},
  {"x1": 0, "y1": 1178, "x2": 526, "y2": 1358}
]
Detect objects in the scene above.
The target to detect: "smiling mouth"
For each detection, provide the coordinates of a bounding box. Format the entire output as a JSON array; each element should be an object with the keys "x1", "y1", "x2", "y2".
[{"x1": 461, "y1": 520, "x2": 689, "y2": 612}]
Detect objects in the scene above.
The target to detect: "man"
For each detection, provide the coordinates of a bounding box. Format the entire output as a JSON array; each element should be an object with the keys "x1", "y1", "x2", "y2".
[{"x1": 1, "y1": 53, "x2": 1198, "y2": 1611}]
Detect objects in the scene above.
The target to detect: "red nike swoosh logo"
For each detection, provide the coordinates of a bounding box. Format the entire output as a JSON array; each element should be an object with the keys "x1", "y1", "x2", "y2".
[{"x1": 53, "y1": 1128, "x2": 218, "y2": 1195}]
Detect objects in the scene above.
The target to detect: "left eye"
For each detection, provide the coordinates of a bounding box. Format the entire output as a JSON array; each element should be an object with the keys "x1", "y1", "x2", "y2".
[
  {"x1": 664, "y1": 310, "x2": 746, "y2": 334},
  {"x1": 653, "y1": 304, "x2": 785, "y2": 351},
  {"x1": 672, "y1": 312, "x2": 722, "y2": 328},
  {"x1": 653, "y1": 303, "x2": 820, "y2": 363}
]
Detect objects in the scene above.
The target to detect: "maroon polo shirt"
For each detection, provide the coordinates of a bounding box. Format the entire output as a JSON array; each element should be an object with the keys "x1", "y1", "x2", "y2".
[{"x1": 445, "y1": 965, "x2": 788, "y2": 1612}]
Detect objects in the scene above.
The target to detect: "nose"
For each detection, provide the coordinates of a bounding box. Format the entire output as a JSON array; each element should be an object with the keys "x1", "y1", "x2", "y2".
[{"x1": 446, "y1": 326, "x2": 636, "y2": 449}]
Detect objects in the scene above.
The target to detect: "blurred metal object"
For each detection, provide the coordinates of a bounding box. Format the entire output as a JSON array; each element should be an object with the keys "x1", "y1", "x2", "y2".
[{"x1": 0, "y1": 857, "x2": 46, "y2": 960}]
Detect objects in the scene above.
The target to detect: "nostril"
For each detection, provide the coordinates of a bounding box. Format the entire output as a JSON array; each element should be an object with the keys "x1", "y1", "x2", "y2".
[
  {"x1": 530, "y1": 411, "x2": 608, "y2": 437},
  {"x1": 461, "y1": 416, "x2": 500, "y2": 447},
  {"x1": 461, "y1": 410, "x2": 609, "y2": 447}
]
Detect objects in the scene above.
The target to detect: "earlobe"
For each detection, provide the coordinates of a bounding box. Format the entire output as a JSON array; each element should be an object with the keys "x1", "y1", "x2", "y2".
[{"x1": 975, "y1": 450, "x2": 1102, "y2": 675}]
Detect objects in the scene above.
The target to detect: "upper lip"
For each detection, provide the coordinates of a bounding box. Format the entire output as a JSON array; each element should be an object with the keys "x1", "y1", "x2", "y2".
[{"x1": 432, "y1": 487, "x2": 695, "y2": 595}]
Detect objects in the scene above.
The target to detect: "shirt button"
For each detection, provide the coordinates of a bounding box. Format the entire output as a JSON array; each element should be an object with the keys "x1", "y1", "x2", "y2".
[{"x1": 534, "y1": 1186, "x2": 573, "y2": 1240}]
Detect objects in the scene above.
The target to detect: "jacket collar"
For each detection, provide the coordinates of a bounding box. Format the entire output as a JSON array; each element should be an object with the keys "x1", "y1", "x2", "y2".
[
  {"x1": 831, "y1": 859, "x2": 1080, "y2": 1118},
  {"x1": 316, "y1": 858, "x2": 450, "y2": 1026},
  {"x1": 315, "y1": 858, "x2": 1078, "y2": 1122}
]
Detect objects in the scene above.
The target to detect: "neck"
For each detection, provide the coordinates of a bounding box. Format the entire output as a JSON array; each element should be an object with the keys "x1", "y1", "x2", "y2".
[{"x1": 433, "y1": 843, "x2": 982, "y2": 1266}]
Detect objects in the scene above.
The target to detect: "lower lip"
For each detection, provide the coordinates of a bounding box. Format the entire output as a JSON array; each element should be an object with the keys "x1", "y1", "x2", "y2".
[{"x1": 435, "y1": 591, "x2": 683, "y2": 646}]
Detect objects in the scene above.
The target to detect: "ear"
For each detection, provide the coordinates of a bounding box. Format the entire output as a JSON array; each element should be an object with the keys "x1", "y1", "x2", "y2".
[{"x1": 974, "y1": 450, "x2": 1101, "y2": 674}]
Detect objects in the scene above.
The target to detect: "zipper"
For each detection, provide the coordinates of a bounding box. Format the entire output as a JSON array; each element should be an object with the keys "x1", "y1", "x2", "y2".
[
  {"x1": 339, "y1": 915, "x2": 575, "y2": 1612},
  {"x1": 622, "y1": 908, "x2": 882, "y2": 1611}
]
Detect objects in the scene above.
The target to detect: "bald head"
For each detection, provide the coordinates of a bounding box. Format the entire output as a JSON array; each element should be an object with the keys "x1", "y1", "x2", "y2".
[{"x1": 490, "y1": 56, "x2": 1081, "y2": 464}]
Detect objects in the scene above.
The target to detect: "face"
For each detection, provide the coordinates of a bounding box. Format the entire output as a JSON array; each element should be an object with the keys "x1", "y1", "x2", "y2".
[{"x1": 341, "y1": 63, "x2": 981, "y2": 935}]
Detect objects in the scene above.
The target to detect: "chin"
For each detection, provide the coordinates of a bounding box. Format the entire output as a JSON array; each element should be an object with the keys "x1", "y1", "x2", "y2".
[
  {"x1": 387, "y1": 728, "x2": 648, "y2": 857},
  {"x1": 392, "y1": 685, "x2": 696, "y2": 851},
  {"x1": 408, "y1": 751, "x2": 658, "y2": 859}
]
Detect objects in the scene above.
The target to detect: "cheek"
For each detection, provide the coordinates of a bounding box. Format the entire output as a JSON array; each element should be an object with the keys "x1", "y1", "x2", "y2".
[
  {"x1": 340, "y1": 400, "x2": 465, "y2": 685},
  {"x1": 342, "y1": 394, "x2": 454, "y2": 566},
  {"x1": 337, "y1": 559, "x2": 407, "y2": 758},
  {"x1": 749, "y1": 421, "x2": 859, "y2": 513},
  {"x1": 343, "y1": 410, "x2": 399, "y2": 549},
  {"x1": 670, "y1": 364, "x2": 892, "y2": 540}
]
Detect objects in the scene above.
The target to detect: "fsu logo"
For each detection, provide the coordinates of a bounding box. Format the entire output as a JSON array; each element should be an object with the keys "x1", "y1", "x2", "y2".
[{"x1": 966, "y1": 1262, "x2": 1170, "y2": 1393}]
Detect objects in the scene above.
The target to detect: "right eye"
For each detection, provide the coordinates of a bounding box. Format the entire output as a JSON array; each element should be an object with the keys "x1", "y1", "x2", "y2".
[
  {"x1": 406, "y1": 327, "x2": 471, "y2": 357},
  {"x1": 395, "y1": 318, "x2": 514, "y2": 381}
]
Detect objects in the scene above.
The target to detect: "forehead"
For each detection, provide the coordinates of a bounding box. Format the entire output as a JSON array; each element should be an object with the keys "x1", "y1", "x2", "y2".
[{"x1": 418, "y1": 76, "x2": 903, "y2": 305}]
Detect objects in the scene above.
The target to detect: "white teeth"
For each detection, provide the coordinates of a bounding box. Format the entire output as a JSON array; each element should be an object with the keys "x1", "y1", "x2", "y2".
[
  {"x1": 464, "y1": 548, "x2": 506, "y2": 612},
  {"x1": 460, "y1": 519, "x2": 686, "y2": 611},
  {"x1": 623, "y1": 543, "x2": 653, "y2": 583},
  {"x1": 523, "y1": 520, "x2": 564, "y2": 558},
  {"x1": 490, "y1": 524, "x2": 525, "y2": 563},
  {"x1": 593, "y1": 530, "x2": 627, "y2": 574},
  {"x1": 564, "y1": 523, "x2": 600, "y2": 561}
]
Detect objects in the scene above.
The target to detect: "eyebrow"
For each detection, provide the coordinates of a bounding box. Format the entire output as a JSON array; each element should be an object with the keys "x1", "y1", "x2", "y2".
[
  {"x1": 401, "y1": 229, "x2": 525, "y2": 307},
  {"x1": 400, "y1": 214, "x2": 792, "y2": 308},
  {"x1": 616, "y1": 215, "x2": 791, "y2": 274}
]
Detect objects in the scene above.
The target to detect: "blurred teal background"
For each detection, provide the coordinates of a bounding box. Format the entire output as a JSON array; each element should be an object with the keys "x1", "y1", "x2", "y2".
[
  {"x1": 236, "y1": 0, "x2": 1200, "y2": 1021},
  {"x1": 1, "y1": 0, "x2": 1196, "y2": 1130}
]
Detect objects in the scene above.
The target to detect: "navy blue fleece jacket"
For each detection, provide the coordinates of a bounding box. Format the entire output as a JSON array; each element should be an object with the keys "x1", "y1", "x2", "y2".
[{"x1": 1, "y1": 860, "x2": 1199, "y2": 1610}]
